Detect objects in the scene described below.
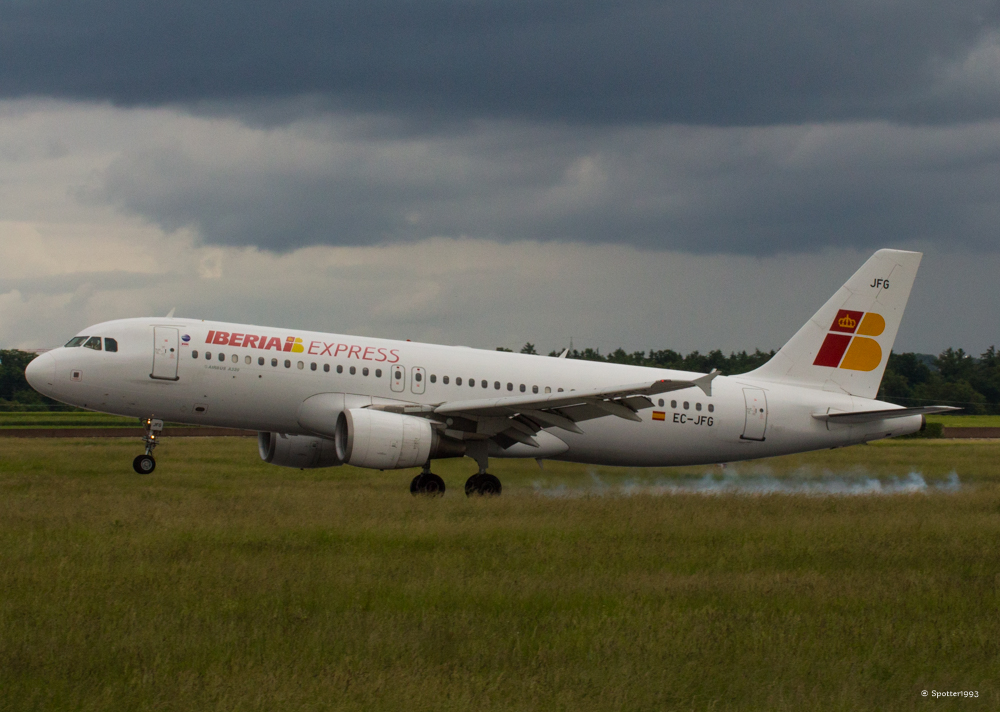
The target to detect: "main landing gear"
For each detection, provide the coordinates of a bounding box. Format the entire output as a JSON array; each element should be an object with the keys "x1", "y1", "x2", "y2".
[
  {"x1": 463, "y1": 443, "x2": 501, "y2": 496},
  {"x1": 132, "y1": 417, "x2": 163, "y2": 475},
  {"x1": 409, "y1": 450, "x2": 504, "y2": 497},
  {"x1": 410, "y1": 462, "x2": 446, "y2": 496}
]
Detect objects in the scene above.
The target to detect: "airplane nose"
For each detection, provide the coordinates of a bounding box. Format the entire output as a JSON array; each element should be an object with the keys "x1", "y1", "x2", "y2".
[{"x1": 25, "y1": 351, "x2": 56, "y2": 391}]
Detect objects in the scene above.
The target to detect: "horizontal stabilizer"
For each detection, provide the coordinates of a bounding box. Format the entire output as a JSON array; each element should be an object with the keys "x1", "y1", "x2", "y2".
[{"x1": 812, "y1": 405, "x2": 960, "y2": 424}]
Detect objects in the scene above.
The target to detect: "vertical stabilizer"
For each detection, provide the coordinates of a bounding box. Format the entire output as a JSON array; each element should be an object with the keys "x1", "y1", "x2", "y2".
[{"x1": 747, "y1": 249, "x2": 922, "y2": 399}]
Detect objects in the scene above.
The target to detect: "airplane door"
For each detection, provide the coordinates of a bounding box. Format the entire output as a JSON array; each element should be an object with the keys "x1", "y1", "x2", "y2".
[
  {"x1": 151, "y1": 327, "x2": 180, "y2": 381},
  {"x1": 741, "y1": 388, "x2": 767, "y2": 441},
  {"x1": 390, "y1": 364, "x2": 405, "y2": 393},
  {"x1": 411, "y1": 367, "x2": 426, "y2": 395}
]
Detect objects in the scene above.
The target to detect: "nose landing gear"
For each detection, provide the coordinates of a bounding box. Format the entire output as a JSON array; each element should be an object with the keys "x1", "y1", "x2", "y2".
[{"x1": 132, "y1": 417, "x2": 163, "y2": 474}]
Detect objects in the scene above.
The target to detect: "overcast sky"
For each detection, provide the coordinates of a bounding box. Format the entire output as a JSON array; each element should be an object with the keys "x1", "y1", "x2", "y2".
[{"x1": 2, "y1": 2, "x2": 1000, "y2": 356}]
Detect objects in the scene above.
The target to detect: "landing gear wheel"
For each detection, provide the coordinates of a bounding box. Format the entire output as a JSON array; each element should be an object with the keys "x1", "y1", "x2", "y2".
[
  {"x1": 410, "y1": 473, "x2": 445, "y2": 496},
  {"x1": 132, "y1": 454, "x2": 156, "y2": 475},
  {"x1": 465, "y1": 473, "x2": 501, "y2": 497}
]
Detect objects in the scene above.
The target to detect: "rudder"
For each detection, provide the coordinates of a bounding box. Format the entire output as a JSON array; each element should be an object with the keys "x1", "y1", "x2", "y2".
[{"x1": 747, "y1": 249, "x2": 922, "y2": 399}]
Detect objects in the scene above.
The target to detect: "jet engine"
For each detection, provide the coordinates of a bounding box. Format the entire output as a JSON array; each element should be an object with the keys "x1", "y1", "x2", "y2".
[
  {"x1": 335, "y1": 408, "x2": 465, "y2": 469},
  {"x1": 258, "y1": 431, "x2": 342, "y2": 469}
]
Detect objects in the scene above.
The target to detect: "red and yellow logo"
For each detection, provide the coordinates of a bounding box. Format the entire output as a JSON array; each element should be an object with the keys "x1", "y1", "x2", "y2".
[{"x1": 813, "y1": 309, "x2": 885, "y2": 371}]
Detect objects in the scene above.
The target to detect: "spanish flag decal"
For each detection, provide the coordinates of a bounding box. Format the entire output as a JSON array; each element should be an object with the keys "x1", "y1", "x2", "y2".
[
  {"x1": 813, "y1": 310, "x2": 885, "y2": 371},
  {"x1": 652, "y1": 411, "x2": 666, "y2": 421}
]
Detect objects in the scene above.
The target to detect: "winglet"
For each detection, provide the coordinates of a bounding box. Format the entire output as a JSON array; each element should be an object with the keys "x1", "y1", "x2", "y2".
[
  {"x1": 165, "y1": 308, "x2": 176, "y2": 318},
  {"x1": 694, "y1": 369, "x2": 720, "y2": 397},
  {"x1": 558, "y1": 349, "x2": 568, "y2": 359}
]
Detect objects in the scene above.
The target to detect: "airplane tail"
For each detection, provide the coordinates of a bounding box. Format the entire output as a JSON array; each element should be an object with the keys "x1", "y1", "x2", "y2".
[{"x1": 747, "y1": 249, "x2": 922, "y2": 399}]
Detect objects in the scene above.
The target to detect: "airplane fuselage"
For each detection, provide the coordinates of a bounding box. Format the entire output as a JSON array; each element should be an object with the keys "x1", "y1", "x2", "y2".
[{"x1": 26, "y1": 317, "x2": 922, "y2": 469}]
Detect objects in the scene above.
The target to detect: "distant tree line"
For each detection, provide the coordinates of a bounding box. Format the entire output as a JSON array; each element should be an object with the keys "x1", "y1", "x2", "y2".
[
  {"x1": 0, "y1": 349, "x2": 61, "y2": 410},
  {"x1": 3, "y1": 346, "x2": 999, "y2": 413},
  {"x1": 878, "y1": 348, "x2": 1000, "y2": 414}
]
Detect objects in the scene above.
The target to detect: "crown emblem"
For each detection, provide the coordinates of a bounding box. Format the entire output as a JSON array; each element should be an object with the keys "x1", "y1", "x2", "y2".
[{"x1": 837, "y1": 314, "x2": 856, "y2": 329}]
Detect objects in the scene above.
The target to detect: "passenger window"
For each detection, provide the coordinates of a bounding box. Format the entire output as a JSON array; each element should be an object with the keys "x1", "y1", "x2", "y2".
[
  {"x1": 337, "y1": 365, "x2": 343, "y2": 373},
  {"x1": 245, "y1": 355, "x2": 251, "y2": 365},
  {"x1": 456, "y1": 377, "x2": 462, "y2": 386},
  {"x1": 271, "y1": 358, "x2": 278, "y2": 367},
  {"x1": 84, "y1": 336, "x2": 102, "y2": 350},
  {"x1": 285, "y1": 360, "x2": 291, "y2": 368},
  {"x1": 192, "y1": 350, "x2": 199, "y2": 359},
  {"x1": 64, "y1": 336, "x2": 87, "y2": 347},
  {"x1": 443, "y1": 376, "x2": 449, "y2": 384},
  {"x1": 323, "y1": 364, "x2": 330, "y2": 372},
  {"x1": 297, "y1": 361, "x2": 304, "y2": 369},
  {"x1": 507, "y1": 383, "x2": 513, "y2": 391},
  {"x1": 414, "y1": 371, "x2": 421, "y2": 382},
  {"x1": 557, "y1": 388, "x2": 564, "y2": 392},
  {"x1": 206, "y1": 352, "x2": 212, "y2": 360},
  {"x1": 232, "y1": 354, "x2": 238, "y2": 363},
  {"x1": 104, "y1": 338, "x2": 118, "y2": 352},
  {"x1": 671, "y1": 400, "x2": 677, "y2": 408},
  {"x1": 494, "y1": 381, "x2": 500, "y2": 390},
  {"x1": 375, "y1": 369, "x2": 382, "y2": 377},
  {"x1": 696, "y1": 403, "x2": 702, "y2": 411},
  {"x1": 430, "y1": 374, "x2": 437, "y2": 383},
  {"x1": 532, "y1": 385, "x2": 538, "y2": 394},
  {"x1": 683, "y1": 402, "x2": 689, "y2": 410},
  {"x1": 218, "y1": 353, "x2": 225, "y2": 362},
  {"x1": 520, "y1": 384, "x2": 526, "y2": 392},
  {"x1": 481, "y1": 380, "x2": 487, "y2": 388},
  {"x1": 470, "y1": 378, "x2": 475, "y2": 387},
  {"x1": 258, "y1": 357, "x2": 264, "y2": 366},
  {"x1": 363, "y1": 367, "x2": 369, "y2": 376},
  {"x1": 310, "y1": 363, "x2": 317, "y2": 371},
  {"x1": 658, "y1": 399, "x2": 664, "y2": 407},
  {"x1": 545, "y1": 387, "x2": 551, "y2": 394},
  {"x1": 708, "y1": 404, "x2": 714, "y2": 412},
  {"x1": 349, "y1": 366, "x2": 356, "y2": 375}
]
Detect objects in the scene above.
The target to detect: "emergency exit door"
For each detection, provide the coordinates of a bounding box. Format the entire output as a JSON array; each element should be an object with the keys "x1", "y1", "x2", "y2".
[
  {"x1": 741, "y1": 388, "x2": 767, "y2": 440},
  {"x1": 151, "y1": 327, "x2": 179, "y2": 381}
]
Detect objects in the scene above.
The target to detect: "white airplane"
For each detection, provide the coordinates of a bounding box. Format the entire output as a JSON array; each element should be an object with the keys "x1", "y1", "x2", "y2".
[{"x1": 25, "y1": 249, "x2": 955, "y2": 495}]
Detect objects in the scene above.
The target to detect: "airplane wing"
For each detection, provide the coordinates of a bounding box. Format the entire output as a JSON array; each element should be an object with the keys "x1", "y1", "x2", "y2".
[
  {"x1": 811, "y1": 405, "x2": 960, "y2": 424},
  {"x1": 370, "y1": 370, "x2": 720, "y2": 449}
]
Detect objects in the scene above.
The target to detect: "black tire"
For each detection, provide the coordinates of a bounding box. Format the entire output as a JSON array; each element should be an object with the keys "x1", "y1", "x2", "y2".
[
  {"x1": 424, "y1": 473, "x2": 445, "y2": 495},
  {"x1": 465, "y1": 474, "x2": 484, "y2": 497},
  {"x1": 481, "y1": 474, "x2": 502, "y2": 496},
  {"x1": 465, "y1": 473, "x2": 501, "y2": 496},
  {"x1": 410, "y1": 473, "x2": 445, "y2": 496},
  {"x1": 132, "y1": 454, "x2": 156, "y2": 475}
]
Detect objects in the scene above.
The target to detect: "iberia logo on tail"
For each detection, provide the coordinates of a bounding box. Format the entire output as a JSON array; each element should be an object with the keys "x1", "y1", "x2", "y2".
[{"x1": 813, "y1": 309, "x2": 886, "y2": 371}]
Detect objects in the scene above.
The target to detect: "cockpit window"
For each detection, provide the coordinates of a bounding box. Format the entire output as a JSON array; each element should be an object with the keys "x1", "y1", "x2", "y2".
[
  {"x1": 65, "y1": 336, "x2": 87, "y2": 347},
  {"x1": 83, "y1": 336, "x2": 102, "y2": 351},
  {"x1": 104, "y1": 338, "x2": 118, "y2": 353}
]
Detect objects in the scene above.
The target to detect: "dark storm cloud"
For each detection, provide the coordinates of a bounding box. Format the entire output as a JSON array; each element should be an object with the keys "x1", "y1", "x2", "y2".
[
  {"x1": 2, "y1": 1, "x2": 999, "y2": 125},
  {"x1": 92, "y1": 117, "x2": 1000, "y2": 253}
]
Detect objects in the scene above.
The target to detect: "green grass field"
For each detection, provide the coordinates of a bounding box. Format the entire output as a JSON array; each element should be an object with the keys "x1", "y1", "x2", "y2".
[{"x1": 1, "y1": 438, "x2": 998, "y2": 710}]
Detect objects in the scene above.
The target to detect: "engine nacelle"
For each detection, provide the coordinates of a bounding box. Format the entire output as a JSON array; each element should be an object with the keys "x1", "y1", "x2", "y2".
[
  {"x1": 335, "y1": 408, "x2": 465, "y2": 469},
  {"x1": 258, "y1": 432, "x2": 342, "y2": 469}
]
